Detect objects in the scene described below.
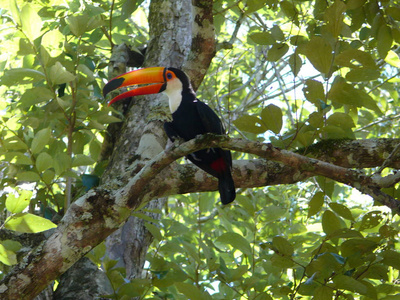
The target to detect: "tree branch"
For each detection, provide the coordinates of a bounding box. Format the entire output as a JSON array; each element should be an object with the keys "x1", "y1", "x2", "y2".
[{"x1": 1, "y1": 136, "x2": 400, "y2": 298}]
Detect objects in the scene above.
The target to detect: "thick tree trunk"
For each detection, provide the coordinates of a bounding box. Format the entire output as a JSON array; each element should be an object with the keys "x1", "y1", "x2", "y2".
[{"x1": 103, "y1": 0, "x2": 199, "y2": 282}]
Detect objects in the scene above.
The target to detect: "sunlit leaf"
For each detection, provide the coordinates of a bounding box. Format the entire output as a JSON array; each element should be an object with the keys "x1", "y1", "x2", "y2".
[
  {"x1": 175, "y1": 282, "x2": 211, "y2": 300},
  {"x1": 333, "y1": 275, "x2": 369, "y2": 296},
  {"x1": 216, "y1": 232, "x2": 252, "y2": 256},
  {"x1": 385, "y1": 50, "x2": 400, "y2": 68},
  {"x1": 382, "y1": 250, "x2": 400, "y2": 270},
  {"x1": 326, "y1": 112, "x2": 355, "y2": 129},
  {"x1": 249, "y1": 32, "x2": 275, "y2": 45},
  {"x1": 5, "y1": 190, "x2": 32, "y2": 214},
  {"x1": 20, "y1": 87, "x2": 54, "y2": 108},
  {"x1": 324, "y1": 0, "x2": 346, "y2": 38},
  {"x1": 322, "y1": 210, "x2": 343, "y2": 235},
  {"x1": 21, "y1": 4, "x2": 42, "y2": 41},
  {"x1": 233, "y1": 115, "x2": 267, "y2": 134},
  {"x1": 17, "y1": 171, "x2": 41, "y2": 182},
  {"x1": 5, "y1": 213, "x2": 57, "y2": 233},
  {"x1": 308, "y1": 192, "x2": 325, "y2": 218},
  {"x1": 303, "y1": 79, "x2": 325, "y2": 106},
  {"x1": 31, "y1": 128, "x2": 51, "y2": 154},
  {"x1": 289, "y1": 53, "x2": 302, "y2": 76},
  {"x1": 266, "y1": 43, "x2": 289, "y2": 62},
  {"x1": 341, "y1": 238, "x2": 378, "y2": 257},
  {"x1": 345, "y1": 68, "x2": 380, "y2": 82},
  {"x1": 143, "y1": 222, "x2": 162, "y2": 241},
  {"x1": 298, "y1": 36, "x2": 333, "y2": 75},
  {"x1": 329, "y1": 202, "x2": 354, "y2": 221},
  {"x1": 358, "y1": 211, "x2": 383, "y2": 230},
  {"x1": 49, "y1": 62, "x2": 75, "y2": 85},
  {"x1": 328, "y1": 79, "x2": 381, "y2": 114},
  {"x1": 36, "y1": 152, "x2": 53, "y2": 172},
  {"x1": 71, "y1": 154, "x2": 95, "y2": 167},
  {"x1": 377, "y1": 24, "x2": 393, "y2": 59},
  {"x1": 334, "y1": 49, "x2": 377, "y2": 68},
  {"x1": 261, "y1": 104, "x2": 282, "y2": 134},
  {"x1": 0, "y1": 68, "x2": 45, "y2": 86},
  {"x1": 0, "y1": 244, "x2": 17, "y2": 266},
  {"x1": 272, "y1": 236, "x2": 293, "y2": 256}
]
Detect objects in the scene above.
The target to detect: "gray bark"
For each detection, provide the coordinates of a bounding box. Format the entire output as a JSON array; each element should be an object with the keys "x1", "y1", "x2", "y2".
[{"x1": 103, "y1": 0, "x2": 193, "y2": 281}]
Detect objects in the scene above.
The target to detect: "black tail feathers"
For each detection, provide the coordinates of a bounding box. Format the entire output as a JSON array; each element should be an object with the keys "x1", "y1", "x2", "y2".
[{"x1": 218, "y1": 172, "x2": 236, "y2": 205}]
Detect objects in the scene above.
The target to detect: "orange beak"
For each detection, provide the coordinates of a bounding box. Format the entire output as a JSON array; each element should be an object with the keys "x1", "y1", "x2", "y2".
[{"x1": 103, "y1": 67, "x2": 166, "y2": 106}]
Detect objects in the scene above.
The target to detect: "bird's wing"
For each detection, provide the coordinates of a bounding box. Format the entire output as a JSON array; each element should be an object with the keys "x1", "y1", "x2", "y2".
[{"x1": 195, "y1": 100, "x2": 225, "y2": 135}]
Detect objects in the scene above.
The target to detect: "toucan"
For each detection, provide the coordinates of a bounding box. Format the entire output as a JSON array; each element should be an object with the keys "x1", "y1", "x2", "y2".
[{"x1": 103, "y1": 67, "x2": 236, "y2": 204}]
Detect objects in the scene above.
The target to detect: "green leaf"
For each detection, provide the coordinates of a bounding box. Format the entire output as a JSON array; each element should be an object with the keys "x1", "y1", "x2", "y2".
[
  {"x1": 333, "y1": 275, "x2": 369, "y2": 296},
  {"x1": 249, "y1": 32, "x2": 275, "y2": 45},
  {"x1": 246, "y1": 0, "x2": 268, "y2": 13},
  {"x1": 36, "y1": 152, "x2": 53, "y2": 172},
  {"x1": 9, "y1": 0, "x2": 21, "y2": 26},
  {"x1": 175, "y1": 282, "x2": 211, "y2": 300},
  {"x1": 42, "y1": 170, "x2": 55, "y2": 185},
  {"x1": 233, "y1": 115, "x2": 267, "y2": 134},
  {"x1": 72, "y1": 154, "x2": 95, "y2": 167},
  {"x1": 280, "y1": 0, "x2": 298, "y2": 19},
  {"x1": 335, "y1": 49, "x2": 377, "y2": 69},
  {"x1": 303, "y1": 79, "x2": 325, "y2": 106},
  {"x1": 266, "y1": 43, "x2": 289, "y2": 62},
  {"x1": 20, "y1": 87, "x2": 54, "y2": 108},
  {"x1": 67, "y1": 15, "x2": 89, "y2": 36},
  {"x1": 261, "y1": 104, "x2": 282, "y2": 134},
  {"x1": 3, "y1": 137, "x2": 28, "y2": 151},
  {"x1": 143, "y1": 222, "x2": 162, "y2": 241},
  {"x1": 49, "y1": 62, "x2": 75, "y2": 85},
  {"x1": 324, "y1": 0, "x2": 346, "y2": 38},
  {"x1": 0, "y1": 244, "x2": 17, "y2": 266},
  {"x1": 21, "y1": 4, "x2": 42, "y2": 41},
  {"x1": 17, "y1": 171, "x2": 41, "y2": 182},
  {"x1": 41, "y1": 30, "x2": 65, "y2": 57},
  {"x1": 329, "y1": 203, "x2": 354, "y2": 221},
  {"x1": 326, "y1": 112, "x2": 355, "y2": 129},
  {"x1": 340, "y1": 238, "x2": 378, "y2": 257},
  {"x1": 328, "y1": 79, "x2": 381, "y2": 114},
  {"x1": 5, "y1": 213, "x2": 57, "y2": 233},
  {"x1": 322, "y1": 210, "x2": 343, "y2": 235},
  {"x1": 54, "y1": 153, "x2": 71, "y2": 175},
  {"x1": 271, "y1": 25, "x2": 285, "y2": 41},
  {"x1": 4, "y1": 152, "x2": 32, "y2": 165},
  {"x1": 359, "y1": 211, "x2": 383, "y2": 231},
  {"x1": 308, "y1": 192, "x2": 325, "y2": 218},
  {"x1": 5, "y1": 190, "x2": 32, "y2": 214},
  {"x1": 289, "y1": 53, "x2": 302, "y2": 76},
  {"x1": 121, "y1": 0, "x2": 145, "y2": 20},
  {"x1": 216, "y1": 232, "x2": 252, "y2": 256},
  {"x1": 345, "y1": 68, "x2": 380, "y2": 82},
  {"x1": 0, "y1": 68, "x2": 45, "y2": 86},
  {"x1": 385, "y1": 50, "x2": 400, "y2": 68},
  {"x1": 377, "y1": 24, "x2": 393, "y2": 59},
  {"x1": 263, "y1": 205, "x2": 286, "y2": 222},
  {"x1": 382, "y1": 250, "x2": 400, "y2": 270},
  {"x1": 272, "y1": 236, "x2": 293, "y2": 256},
  {"x1": 298, "y1": 36, "x2": 333, "y2": 75},
  {"x1": 31, "y1": 128, "x2": 51, "y2": 154}
]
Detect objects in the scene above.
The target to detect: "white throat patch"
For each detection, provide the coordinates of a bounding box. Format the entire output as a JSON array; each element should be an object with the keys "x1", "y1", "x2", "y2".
[{"x1": 163, "y1": 78, "x2": 183, "y2": 114}]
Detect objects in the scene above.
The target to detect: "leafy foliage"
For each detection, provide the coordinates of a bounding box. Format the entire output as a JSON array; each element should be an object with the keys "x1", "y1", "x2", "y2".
[{"x1": 1, "y1": 0, "x2": 400, "y2": 299}]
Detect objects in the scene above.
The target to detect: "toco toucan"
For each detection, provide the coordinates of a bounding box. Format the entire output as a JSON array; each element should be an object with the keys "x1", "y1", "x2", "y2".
[{"x1": 103, "y1": 67, "x2": 236, "y2": 204}]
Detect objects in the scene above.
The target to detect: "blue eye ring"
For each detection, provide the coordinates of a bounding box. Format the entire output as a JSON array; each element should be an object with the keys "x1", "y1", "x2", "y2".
[{"x1": 167, "y1": 72, "x2": 173, "y2": 79}]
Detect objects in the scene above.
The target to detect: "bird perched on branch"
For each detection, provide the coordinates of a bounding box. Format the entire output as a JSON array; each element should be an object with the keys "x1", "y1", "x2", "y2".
[{"x1": 103, "y1": 67, "x2": 236, "y2": 204}]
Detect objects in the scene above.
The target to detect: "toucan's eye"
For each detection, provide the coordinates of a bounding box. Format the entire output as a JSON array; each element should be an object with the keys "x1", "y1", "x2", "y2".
[{"x1": 167, "y1": 72, "x2": 173, "y2": 80}]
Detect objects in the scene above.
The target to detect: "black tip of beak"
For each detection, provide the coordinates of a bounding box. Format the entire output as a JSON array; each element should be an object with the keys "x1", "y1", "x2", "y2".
[{"x1": 103, "y1": 77, "x2": 125, "y2": 97}]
